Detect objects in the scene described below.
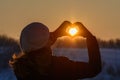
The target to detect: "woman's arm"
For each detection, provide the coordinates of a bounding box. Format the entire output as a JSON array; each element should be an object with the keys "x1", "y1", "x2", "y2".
[
  {"x1": 74, "y1": 22, "x2": 102, "y2": 79},
  {"x1": 87, "y1": 36, "x2": 102, "y2": 73},
  {"x1": 47, "y1": 21, "x2": 71, "y2": 46}
]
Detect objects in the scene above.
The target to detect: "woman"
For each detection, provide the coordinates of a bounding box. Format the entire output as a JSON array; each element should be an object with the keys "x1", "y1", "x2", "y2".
[{"x1": 11, "y1": 21, "x2": 101, "y2": 80}]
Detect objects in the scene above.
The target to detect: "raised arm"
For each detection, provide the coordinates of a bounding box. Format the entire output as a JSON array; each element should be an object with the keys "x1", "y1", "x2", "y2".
[
  {"x1": 47, "y1": 21, "x2": 71, "y2": 46},
  {"x1": 74, "y1": 22, "x2": 102, "y2": 79}
]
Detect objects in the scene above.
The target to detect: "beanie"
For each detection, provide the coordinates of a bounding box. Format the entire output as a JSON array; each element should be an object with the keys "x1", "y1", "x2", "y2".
[{"x1": 20, "y1": 22, "x2": 50, "y2": 53}]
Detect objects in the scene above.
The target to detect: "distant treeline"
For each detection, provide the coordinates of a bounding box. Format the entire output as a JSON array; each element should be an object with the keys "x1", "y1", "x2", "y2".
[
  {"x1": 0, "y1": 35, "x2": 120, "y2": 49},
  {"x1": 0, "y1": 35, "x2": 21, "y2": 53},
  {"x1": 0, "y1": 35, "x2": 21, "y2": 69},
  {"x1": 97, "y1": 38, "x2": 120, "y2": 49},
  {"x1": 54, "y1": 37, "x2": 120, "y2": 49},
  {"x1": 54, "y1": 37, "x2": 87, "y2": 48}
]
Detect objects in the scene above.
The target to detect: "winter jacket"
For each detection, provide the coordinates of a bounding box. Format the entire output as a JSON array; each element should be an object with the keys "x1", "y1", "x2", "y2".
[{"x1": 11, "y1": 36, "x2": 101, "y2": 80}]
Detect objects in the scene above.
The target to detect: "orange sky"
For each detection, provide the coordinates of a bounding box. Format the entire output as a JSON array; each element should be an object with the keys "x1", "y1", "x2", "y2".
[{"x1": 0, "y1": 0, "x2": 120, "y2": 40}]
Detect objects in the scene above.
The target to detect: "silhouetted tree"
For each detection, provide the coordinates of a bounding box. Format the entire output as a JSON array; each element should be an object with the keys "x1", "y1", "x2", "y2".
[{"x1": 115, "y1": 39, "x2": 120, "y2": 48}]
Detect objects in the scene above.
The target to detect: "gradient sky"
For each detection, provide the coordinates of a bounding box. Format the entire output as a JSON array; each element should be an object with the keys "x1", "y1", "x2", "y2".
[{"x1": 0, "y1": 0, "x2": 120, "y2": 40}]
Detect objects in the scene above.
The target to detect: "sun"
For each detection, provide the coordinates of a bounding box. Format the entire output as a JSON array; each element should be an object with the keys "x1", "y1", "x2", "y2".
[{"x1": 68, "y1": 27, "x2": 78, "y2": 36}]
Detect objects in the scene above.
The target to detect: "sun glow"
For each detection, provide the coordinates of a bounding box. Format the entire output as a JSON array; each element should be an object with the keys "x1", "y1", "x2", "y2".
[{"x1": 68, "y1": 27, "x2": 78, "y2": 36}]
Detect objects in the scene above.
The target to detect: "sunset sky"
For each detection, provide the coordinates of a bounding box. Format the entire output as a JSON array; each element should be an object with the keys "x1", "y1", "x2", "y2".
[{"x1": 0, "y1": 0, "x2": 120, "y2": 40}]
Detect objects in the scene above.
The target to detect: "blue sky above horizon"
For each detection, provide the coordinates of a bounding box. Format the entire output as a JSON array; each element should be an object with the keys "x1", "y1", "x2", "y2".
[{"x1": 0, "y1": 0, "x2": 120, "y2": 40}]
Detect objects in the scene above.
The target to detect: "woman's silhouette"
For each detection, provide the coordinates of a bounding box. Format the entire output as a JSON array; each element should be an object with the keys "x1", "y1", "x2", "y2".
[{"x1": 11, "y1": 21, "x2": 101, "y2": 80}]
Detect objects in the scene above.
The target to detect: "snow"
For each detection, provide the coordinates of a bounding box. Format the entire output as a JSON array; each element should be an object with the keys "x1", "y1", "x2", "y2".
[
  {"x1": 0, "y1": 68, "x2": 17, "y2": 80},
  {"x1": 53, "y1": 48, "x2": 120, "y2": 80},
  {"x1": 0, "y1": 48, "x2": 120, "y2": 80}
]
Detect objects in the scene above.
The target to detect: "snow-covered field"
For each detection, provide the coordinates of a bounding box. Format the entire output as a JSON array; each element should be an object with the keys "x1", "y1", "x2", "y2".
[
  {"x1": 0, "y1": 48, "x2": 120, "y2": 80},
  {"x1": 53, "y1": 48, "x2": 120, "y2": 80}
]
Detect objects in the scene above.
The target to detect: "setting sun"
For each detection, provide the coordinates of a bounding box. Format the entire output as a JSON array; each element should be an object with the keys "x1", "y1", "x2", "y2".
[{"x1": 68, "y1": 27, "x2": 78, "y2": 36}]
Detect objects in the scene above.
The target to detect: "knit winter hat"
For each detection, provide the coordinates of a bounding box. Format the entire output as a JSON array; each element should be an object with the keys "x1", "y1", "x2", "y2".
[{"x1": 20, "y1": 22, "x2": 50, "y2": 53}]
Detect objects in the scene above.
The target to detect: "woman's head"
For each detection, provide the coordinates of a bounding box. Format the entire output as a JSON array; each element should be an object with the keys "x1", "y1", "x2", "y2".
[{"x1": 20, "y1": 22, "x2": 50, "y2": 53}]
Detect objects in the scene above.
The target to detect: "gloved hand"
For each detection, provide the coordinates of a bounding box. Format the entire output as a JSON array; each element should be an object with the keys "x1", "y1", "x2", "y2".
[
  {"x1": 74, "y1": 22, "x2": 94, "y2": 38},
  {"x1": 47, "y1": 21, "x2": 71, "y2": 46},
  {"x1": 54, "y1": 21, "x2": 72, "y2": 37}
]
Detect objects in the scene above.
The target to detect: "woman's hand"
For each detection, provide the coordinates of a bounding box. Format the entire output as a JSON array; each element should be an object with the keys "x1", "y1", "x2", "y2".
[
  {"x1": 54, "y1": 21, "x2": 72, "y2": 37},
  {"x1": 46, "y1": 21, "x2": 71, "y2": 46},
  {"x1": 74, "y1": 22, "x2": 93, "y2": 38}
]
